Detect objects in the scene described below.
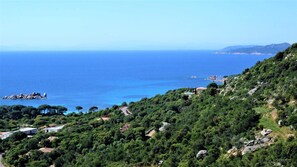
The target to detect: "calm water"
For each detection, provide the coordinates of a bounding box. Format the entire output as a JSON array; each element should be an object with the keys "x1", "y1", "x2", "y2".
[{"x1": 0, "y1": 51, "x2": 271, "y2": 112}]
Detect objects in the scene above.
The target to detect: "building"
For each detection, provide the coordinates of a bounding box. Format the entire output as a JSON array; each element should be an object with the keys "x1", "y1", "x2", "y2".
[
  {"x1": 48, "y1": 136, "x2": 58, "y2": 142},
  {"x1": 44, "y1": 125, "x2": 64, "y2": 133},
  {"x1": 195, "y1": 87, "x2": 207, "y2": 94},
  {"x1": 0, "y1": 128, "x2": 37, "y2": 140},
  {"x1": 0, "y1": 132, "x2": 13, "y2": 140},
  {"x1": 98, "y1": 116, "x2": 110, "y2": 121},
  {"x1": 39, "y1": 147, "x2": 54, "y2": 153},
  {"x1": 19, "y1": 128, "x2": 38, "y2": 135},
  {"x1": 145, "y1": 128, "x2": 157, "y2": 138}
]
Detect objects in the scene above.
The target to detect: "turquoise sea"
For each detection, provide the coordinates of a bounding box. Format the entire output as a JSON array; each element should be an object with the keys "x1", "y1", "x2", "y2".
[{"x1": 0, "y1": 51, "x2": 271, "y2": 112}]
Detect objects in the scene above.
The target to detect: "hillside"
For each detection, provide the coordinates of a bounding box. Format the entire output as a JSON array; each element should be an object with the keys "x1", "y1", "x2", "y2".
[
  {"x1": 0, "y1": 44, "x2": 297, "y2": 167},
  {"x1": 218, "y1": 43, "x2": 291, "y2": 54}
]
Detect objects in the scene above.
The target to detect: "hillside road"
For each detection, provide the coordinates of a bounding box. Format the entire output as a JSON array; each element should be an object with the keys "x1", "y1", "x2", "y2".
[{"x1": 0, "y1": 153, "x2": 4, "y2": 167}]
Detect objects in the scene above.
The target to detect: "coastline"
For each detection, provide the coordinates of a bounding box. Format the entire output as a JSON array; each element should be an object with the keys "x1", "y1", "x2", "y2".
[
  {"x1": 0, "y1": 51, "x2": 272, "y2": 111},
  {"x1": 214, "y1": 51, "x2": 273, "y2": 55}
]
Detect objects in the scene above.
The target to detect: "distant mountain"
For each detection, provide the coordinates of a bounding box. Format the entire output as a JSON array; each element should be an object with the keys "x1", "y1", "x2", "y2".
[{"x1": 217, "y1": 42, "x2": 291, "y2": 55}]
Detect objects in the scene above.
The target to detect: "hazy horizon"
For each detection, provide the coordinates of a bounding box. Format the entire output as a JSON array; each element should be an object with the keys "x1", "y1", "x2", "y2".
[{"x1": 0, "y1": 0, "x2": 296, "y2": 51}]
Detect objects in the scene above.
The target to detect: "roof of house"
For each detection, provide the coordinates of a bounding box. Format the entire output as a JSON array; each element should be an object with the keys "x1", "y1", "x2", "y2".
[
  {"x1": 48, "y1": 136, "x2": 58, "y2": 142},
  {"x1": 196, "y1": 87, "x2": 207, "y2": 90},
  {"x1": 146, "y1": 129, "x2": 157, "y2": 137},
  {"x1": 100, "y1": 116, "x2": 110, "y2": 121},
  {"x1": 0, "y1": 132, "x2": 12, "y2": 136},
  {"x1": 44, "y1": 125, "x2": 64, "y2": 130},
  {"x1": 39, "y1": 147, "x2": 54, "y2": 153},
  {"x1": 0, "y1": 132, "x2": 10, "y2": 135},
  {"x1": 49, "y1": 124, "x2": 57, "y2": 127},
  {"x1": 39, "y1": 126, "x2": 47, "y2": 129},
  {"x1": 19, "y1": 127, "x2": 37, "y2": 132}
]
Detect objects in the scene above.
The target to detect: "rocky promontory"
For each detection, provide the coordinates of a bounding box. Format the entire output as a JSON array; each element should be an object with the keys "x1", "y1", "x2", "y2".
[{"x1": 2, "y1": 92, "x2": 47, "y2": 100}]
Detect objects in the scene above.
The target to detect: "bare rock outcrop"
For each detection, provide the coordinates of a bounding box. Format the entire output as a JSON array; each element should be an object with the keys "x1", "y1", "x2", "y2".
[{"x1": 196, "y1": 150, "x2": 208, "y2": 159}]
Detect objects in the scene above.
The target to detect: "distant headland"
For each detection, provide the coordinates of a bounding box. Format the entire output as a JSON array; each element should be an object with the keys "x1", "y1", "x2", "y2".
[
  {"x1": 2, "y1": 92, "x2": 47, "y2": 100},
  {"x1": 215, "y1": 42, "x2": 290, "y2": 55}
]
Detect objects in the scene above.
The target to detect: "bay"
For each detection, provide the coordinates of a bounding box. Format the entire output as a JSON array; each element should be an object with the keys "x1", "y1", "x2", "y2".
[{"x1": 0, "y1": 51, "x2": 271, "y2": 112}]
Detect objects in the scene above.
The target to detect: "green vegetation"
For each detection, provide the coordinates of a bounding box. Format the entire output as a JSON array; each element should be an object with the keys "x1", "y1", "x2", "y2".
[
  {"x1": 0, "y1": 105, "x2": 67, "y2": 132},
  {"x1": 255, "y1": 107, "x2": 294, "y2": 141},
  {"x1": 75, "y1": 106, "x2": 83, "y2": 112},
  {"x1": 0, "y1": 44, "x2": 296, "y2": 166}
]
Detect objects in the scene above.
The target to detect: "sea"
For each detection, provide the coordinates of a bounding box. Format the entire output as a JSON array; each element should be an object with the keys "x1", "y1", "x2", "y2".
[{"x1": 0, "y1": 51, "x2": 271, "y2": 112}]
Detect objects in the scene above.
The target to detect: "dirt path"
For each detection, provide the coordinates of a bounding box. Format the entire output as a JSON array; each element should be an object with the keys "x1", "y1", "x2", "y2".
[
  {"x1": 271, "y1": 109, "x2": 278, "y2": 121},
  {"x1": 120, "y1": 107, "x2": 132, "y2": 116},
  {"x1": 0, "y1": 153, "x2": 4, "y2": 167}
]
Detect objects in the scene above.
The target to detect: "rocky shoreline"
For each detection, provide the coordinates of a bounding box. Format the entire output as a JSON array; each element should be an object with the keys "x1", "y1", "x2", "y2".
[{"x1": 2, "y1": 92, "x2": 47, "y2": 100}]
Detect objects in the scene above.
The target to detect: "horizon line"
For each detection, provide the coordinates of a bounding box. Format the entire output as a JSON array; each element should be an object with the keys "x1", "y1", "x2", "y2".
[{"x1": 0, "y1": 49, "x2": 217, "y2": 52}]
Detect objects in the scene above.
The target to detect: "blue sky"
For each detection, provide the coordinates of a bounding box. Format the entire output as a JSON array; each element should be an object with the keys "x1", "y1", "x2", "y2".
[{"x1": 0, "y1": 0, "x2": 296, "y2": 50}]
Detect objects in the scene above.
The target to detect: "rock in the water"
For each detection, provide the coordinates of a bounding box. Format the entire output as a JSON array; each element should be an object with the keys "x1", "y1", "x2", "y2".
[
  {"x1": 2, "y1": 92, "x2": 47, "y2": 100},
  {"x1": 196, "y1": 150, "x2": 208, "y2": 159}
]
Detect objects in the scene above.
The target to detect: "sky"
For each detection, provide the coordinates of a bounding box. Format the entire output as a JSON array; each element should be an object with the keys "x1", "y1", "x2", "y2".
[{"x1": 0, "y1": 0, "x2": 296, "y2": 50}]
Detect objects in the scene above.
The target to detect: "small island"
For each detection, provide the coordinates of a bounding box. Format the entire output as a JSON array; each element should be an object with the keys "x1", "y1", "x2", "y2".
[{"x1": 2, "y1": 92, "x2": 47, "y2": 100}]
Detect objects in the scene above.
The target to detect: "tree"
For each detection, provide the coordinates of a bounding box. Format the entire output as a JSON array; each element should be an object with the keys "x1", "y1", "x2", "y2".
[
  {"x1": 38, "y1": 104, "x2": 51, "y2": 114},
  {"x1": 274, "y1": 52, "x2": 284, "y2": 61},
  {"x1": 207, "y1": 83, "x2": 218, "y2": 96},
  {"x1": 27, "y1": 160, "x2": 49, "y2": 167},
  {"x1": 89, "y1": 106, "x2": 98, "y2": 112},
  {"x1": 30, "y1": 108, "x2": 41, "y2": 118},
  {"x1": 242, "y1": 68, "x2": 250, "y2": 74},
  {"x1": 207, "y1": 83, "x2": 218, "y2": 89},
  {"x1": 57, "y1": 106, "x2": 67, "y2": 115},
  {"x1": 122, "y1": 102, "x2": 128, "y2": 106},
  {"x1": 9, "y1": 132, "x2": 27, "y2": 142},
  {"x1": 76, "y1": 106, "x2": 83, "y2": 112},
  {"x1": 10, "y1": 110, "x2": 22, "y2": 119},
  {"x1": 25, "y1": 138, "x2": 39, "y2": 150}
]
